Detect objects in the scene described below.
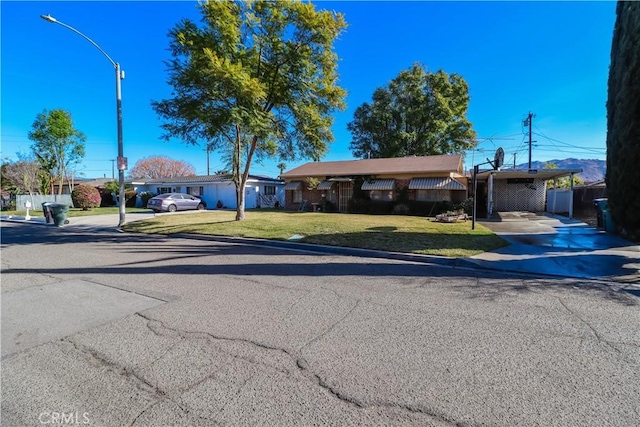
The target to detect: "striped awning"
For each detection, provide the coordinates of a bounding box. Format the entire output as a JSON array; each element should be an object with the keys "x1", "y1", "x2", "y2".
[
  {"x1": 317, "y1": 181, "x2": 334, "y2": 190},
  {"x1": 284, "y1": 181, "x2": 302, "y2": 190},
  {"x1": 361, "y1": 179, "x2": 395, "y2": 191},
  {"x1": 409, "y1": 177, "x2": 466, "y2": 191}
]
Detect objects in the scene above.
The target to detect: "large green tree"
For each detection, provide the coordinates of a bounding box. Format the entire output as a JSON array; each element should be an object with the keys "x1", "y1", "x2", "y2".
[
  {"x1": 606, "y1": 1, "x2": 640, "y2": 239},
  {"x1": 28, "y1": 109, "x2": 86, "y2": 195},
  {"x1": 348, "y1": 63, "x2": 476, "y2": 159},
  {"x1": 152, "y1": 0, "x2": 347, "y2": 220}
]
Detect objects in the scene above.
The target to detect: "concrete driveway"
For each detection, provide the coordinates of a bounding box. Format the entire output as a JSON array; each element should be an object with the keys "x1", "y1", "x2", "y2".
[{"x1": 470, "y1": 212, "x2": 640, "y2": 283}]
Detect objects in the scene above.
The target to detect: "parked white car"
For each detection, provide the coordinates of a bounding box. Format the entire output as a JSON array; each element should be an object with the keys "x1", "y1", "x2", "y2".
[{"x1": 147, "y1": 193, "x2": 206, "y2": 213}]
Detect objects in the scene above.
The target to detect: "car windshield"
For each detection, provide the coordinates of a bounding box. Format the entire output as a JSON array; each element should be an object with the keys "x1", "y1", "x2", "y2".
[{"x1": 155, "y1": 194, "x2": 171, "y2": 199}]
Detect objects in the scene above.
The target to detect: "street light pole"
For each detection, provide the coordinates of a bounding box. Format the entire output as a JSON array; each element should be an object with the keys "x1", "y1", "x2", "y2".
[{"x1": 40, "y1": 14, "x2": 126, "y2": 228}]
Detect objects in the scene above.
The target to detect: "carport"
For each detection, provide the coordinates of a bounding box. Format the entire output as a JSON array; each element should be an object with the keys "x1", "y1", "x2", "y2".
[{"x1": 475, "y1": 168, "x2": 582, "y2": 218}]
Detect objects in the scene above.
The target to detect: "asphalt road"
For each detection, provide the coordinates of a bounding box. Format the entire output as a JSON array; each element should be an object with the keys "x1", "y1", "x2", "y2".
[{"x1": 1, "y1": 222, "x2": 639, "y2": 426}]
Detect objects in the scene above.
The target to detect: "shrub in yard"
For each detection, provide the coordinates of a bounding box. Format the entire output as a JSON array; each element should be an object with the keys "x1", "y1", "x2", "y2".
[
  {"x1": 348, "y1": 198, "x2": 393, "y2": 215},
  {"x1": 125, "y1": 190, "x2": 137, "y2": 207},
  {"x1": 99, "y1": 188, "x2": 115, "y2": 207},
  {"x1": 139, "y1": 192, "x2": 156, "y2": 206},
  {"x1": 453, "y1": 198, "x2": 473, "y2": 215},
  {"x1": 392, "y1": 203, "x2": 410, "y2": 215},
  {"x1": 322, "y1": 200, "x2": 337, "y2": 213},
  {"x1": 71, "y1": 184, "x2": 101, "y2": 210},
  {"x1": 405, "y1": 201, "x2": 453, "y2": 217}
]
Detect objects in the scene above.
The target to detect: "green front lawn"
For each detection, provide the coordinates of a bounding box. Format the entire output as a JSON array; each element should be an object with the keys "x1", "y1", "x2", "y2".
[
  {"x1": 123, "y1": 210, "x2": 507, "y2": 257},
  {"x1": 2, "y1": 207, "x2": 150, "y2": 218}
]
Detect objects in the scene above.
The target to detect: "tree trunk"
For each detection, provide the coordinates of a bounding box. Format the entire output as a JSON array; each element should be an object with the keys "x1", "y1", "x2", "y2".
[
  {"x1": 233, "y1": 130, "x2": 259, "y2": 221},
  {"x1": 57, "y1": 174, "x2": 64, "y2": 195},
  {"x1": 235, "y1": 179, "x2": 246, "y2": 221}
]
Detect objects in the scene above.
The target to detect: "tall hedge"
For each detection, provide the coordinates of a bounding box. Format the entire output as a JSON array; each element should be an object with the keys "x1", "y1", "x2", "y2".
[{"x1": 606, "y1": 1, "x2": 640, "y2": 239}]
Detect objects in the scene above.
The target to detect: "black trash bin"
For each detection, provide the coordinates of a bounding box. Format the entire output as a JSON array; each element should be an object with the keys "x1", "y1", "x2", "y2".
[
  {"x1": 48, "y1": 203, "x2": 70, "y2": 227},
  {"x1": 41, "y1": 202, "x2": 54, "y2": 224}
]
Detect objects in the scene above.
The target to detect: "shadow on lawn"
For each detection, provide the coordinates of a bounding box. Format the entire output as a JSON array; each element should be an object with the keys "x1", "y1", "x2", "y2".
[{"x1": 302, "y1": 230, "x2": 507, "y2": 255}]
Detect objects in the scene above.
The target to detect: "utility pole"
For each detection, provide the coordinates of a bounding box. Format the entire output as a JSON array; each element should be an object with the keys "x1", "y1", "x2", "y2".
[
  {"x1": 110, "y1": 159, "x2": 115, "y2": 180},
  {"x1": 524, "y1": 112, "x2": 535, "y2": 169},
  {"x1": 513, "y1": 153, "x2": 516, "y2": 169}
]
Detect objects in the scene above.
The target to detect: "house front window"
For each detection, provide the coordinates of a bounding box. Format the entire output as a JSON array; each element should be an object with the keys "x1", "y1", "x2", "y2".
[
  {"x1": 369, "y1": 190, "x2": 393, "y2": 201},
  {"x1": 264, "y1": 185, "x2": 276, "y2": 196},
  {"x1": 157, "y1": 187, "x2": 171, "y2": 194},
  {"x1": 187, "y1": 186, "x2": 204, "y2": 196},
  {"x1": 417, "y1": 189, "x2": 451, "y2": 202},
  {"x1": 293, "y1": 190, "x2": 302, "y2": 203}
]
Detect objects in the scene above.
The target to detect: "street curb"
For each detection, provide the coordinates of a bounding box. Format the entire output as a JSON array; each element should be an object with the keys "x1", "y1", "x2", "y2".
[
  {"x1": 159, "y1": 233, "x2": 640, "y2": 286},
  {"x1": 1, "y1": 217, "x2": 49, "y2": 226}
]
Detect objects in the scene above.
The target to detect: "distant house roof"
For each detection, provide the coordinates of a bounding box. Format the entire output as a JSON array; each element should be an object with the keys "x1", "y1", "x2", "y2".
[
  {"x1": 281, "y1": 155, "x2": 463, "y2": 179},
  {"x1": 130, "y1": 174, "x2": 283, "y2": 185}
]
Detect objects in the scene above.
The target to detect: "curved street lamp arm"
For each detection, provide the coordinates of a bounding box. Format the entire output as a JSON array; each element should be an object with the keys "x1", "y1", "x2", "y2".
[{"x1": 40, "y1": 14, "x2": 117, "y2": 69}]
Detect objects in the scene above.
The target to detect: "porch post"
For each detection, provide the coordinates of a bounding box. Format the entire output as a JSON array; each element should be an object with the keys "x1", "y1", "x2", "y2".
[
  {"x1": 487, "y1": 172, "x2": 494, "y2": 216},
  {"x1": 569, "y1": 172, "x2": 574, "y2": 219},
  {"x1": 552, "y1": 177, "x2": 557, "y2": 214}
]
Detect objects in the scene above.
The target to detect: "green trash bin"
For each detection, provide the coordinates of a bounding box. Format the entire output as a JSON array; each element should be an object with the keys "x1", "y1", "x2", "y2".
[
  {"x1": 49, "y1": 203, "x2": 70, "y2": 227},
  {"x1": 601, "y1": 207, "x2": 616, "y2": 233}
]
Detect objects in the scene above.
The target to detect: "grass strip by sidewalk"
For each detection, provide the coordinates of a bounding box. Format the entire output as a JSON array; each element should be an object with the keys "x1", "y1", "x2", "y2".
[{"x1": 123, "y1": 210, "x2": 507, "y2": 257}]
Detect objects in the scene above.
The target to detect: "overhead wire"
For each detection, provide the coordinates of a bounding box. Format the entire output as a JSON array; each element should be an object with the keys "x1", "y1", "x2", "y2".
[{"x1": 532, "y1": 125, "x2": 605, "y2": 155}]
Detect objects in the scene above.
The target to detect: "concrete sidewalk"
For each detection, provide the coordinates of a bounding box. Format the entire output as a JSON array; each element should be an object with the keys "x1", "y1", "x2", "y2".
[
  {"x1": 1, "y1": 211, "x2": 157, "y2": 231},
  {"x1": 470, "y1": 212, "x2": 640, "y2": 283}
]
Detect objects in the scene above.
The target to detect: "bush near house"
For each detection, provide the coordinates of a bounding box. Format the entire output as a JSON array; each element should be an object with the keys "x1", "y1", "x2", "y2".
[
  {"x1": 322, "y1": 200, "x2": 337, "y2": 213},
  {"x1": 348, "y1": 198, "x2": 462, "y2": 217},
  {"x1": 71, "y1": 184, "x2": 101, "y2": 210},
  {"x1": 125, "y1": 190, "x2": 137, "y2": 208},
  {"x1": 139, "y1": 192, "x2": 156, "y2": 207}
]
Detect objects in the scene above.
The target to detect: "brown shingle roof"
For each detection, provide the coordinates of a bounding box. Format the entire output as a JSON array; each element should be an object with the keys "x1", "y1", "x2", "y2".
[{"x1": 281, "y1": 155, "x2": 462, "y2": 178}]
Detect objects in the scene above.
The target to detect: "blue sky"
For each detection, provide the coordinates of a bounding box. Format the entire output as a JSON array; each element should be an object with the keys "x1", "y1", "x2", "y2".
[{"x1": 1, "y1": 1, "x2": 614, "y2": 179}]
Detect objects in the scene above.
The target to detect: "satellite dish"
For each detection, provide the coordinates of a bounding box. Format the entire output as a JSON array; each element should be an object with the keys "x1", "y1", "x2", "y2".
[{"x1": 494, "y1": 147, "x2": 505, "y2": 170}]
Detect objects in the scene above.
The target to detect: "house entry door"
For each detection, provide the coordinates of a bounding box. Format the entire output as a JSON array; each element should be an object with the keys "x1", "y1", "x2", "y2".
[{"x1": 338, "y1": 182, "x2": 352, "y2": 212}]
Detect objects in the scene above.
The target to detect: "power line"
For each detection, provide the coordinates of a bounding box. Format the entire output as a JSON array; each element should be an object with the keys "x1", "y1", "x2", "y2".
[{"x1": 532, "y1": 128, "x2": 605, "y2": 154}]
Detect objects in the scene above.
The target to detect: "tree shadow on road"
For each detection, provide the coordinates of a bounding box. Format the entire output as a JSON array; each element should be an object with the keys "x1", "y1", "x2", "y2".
[{"x1": 2, "y1": 222, "x2": 638, "y2": 306}]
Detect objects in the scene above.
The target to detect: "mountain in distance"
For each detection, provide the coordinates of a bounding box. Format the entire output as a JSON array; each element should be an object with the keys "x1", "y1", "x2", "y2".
[{"x1": 510, "y1": 158, "x2": 606, "y2": 183}]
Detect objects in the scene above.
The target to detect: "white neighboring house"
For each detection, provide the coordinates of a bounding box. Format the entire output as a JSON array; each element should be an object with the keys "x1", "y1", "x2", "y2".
[{"x1": 130, "y1": 174, "x2": 285, "y2": 209}]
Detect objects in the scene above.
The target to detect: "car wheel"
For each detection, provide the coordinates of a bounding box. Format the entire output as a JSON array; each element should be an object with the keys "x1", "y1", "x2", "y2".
[
  {"x1": 197, "y1": 203, "x2": 205, "y2": 210},
  {"x1": 168, "y1": 204, "x2": 177, "y2": 213}
]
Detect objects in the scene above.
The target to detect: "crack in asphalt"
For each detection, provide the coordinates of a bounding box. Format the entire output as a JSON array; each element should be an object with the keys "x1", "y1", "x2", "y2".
[
  {"x1": 556, "y1": 298, "x2": 623, "y2": 355},
  {"x1": 61, "y1": 338, "x2": 188, "y2": 426},
  {"x1": 282, "y1": 291, "x2": 311, "y2": 320},
  {"x1": 129, "y1": 400, "x2": 160, "y2": 427},
  {"x1": 134, "y1": 312, "x2": 460, "y2": 426},
  {"x1": 298, "y1": 300, "x2": 360, "y2": 352}
]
